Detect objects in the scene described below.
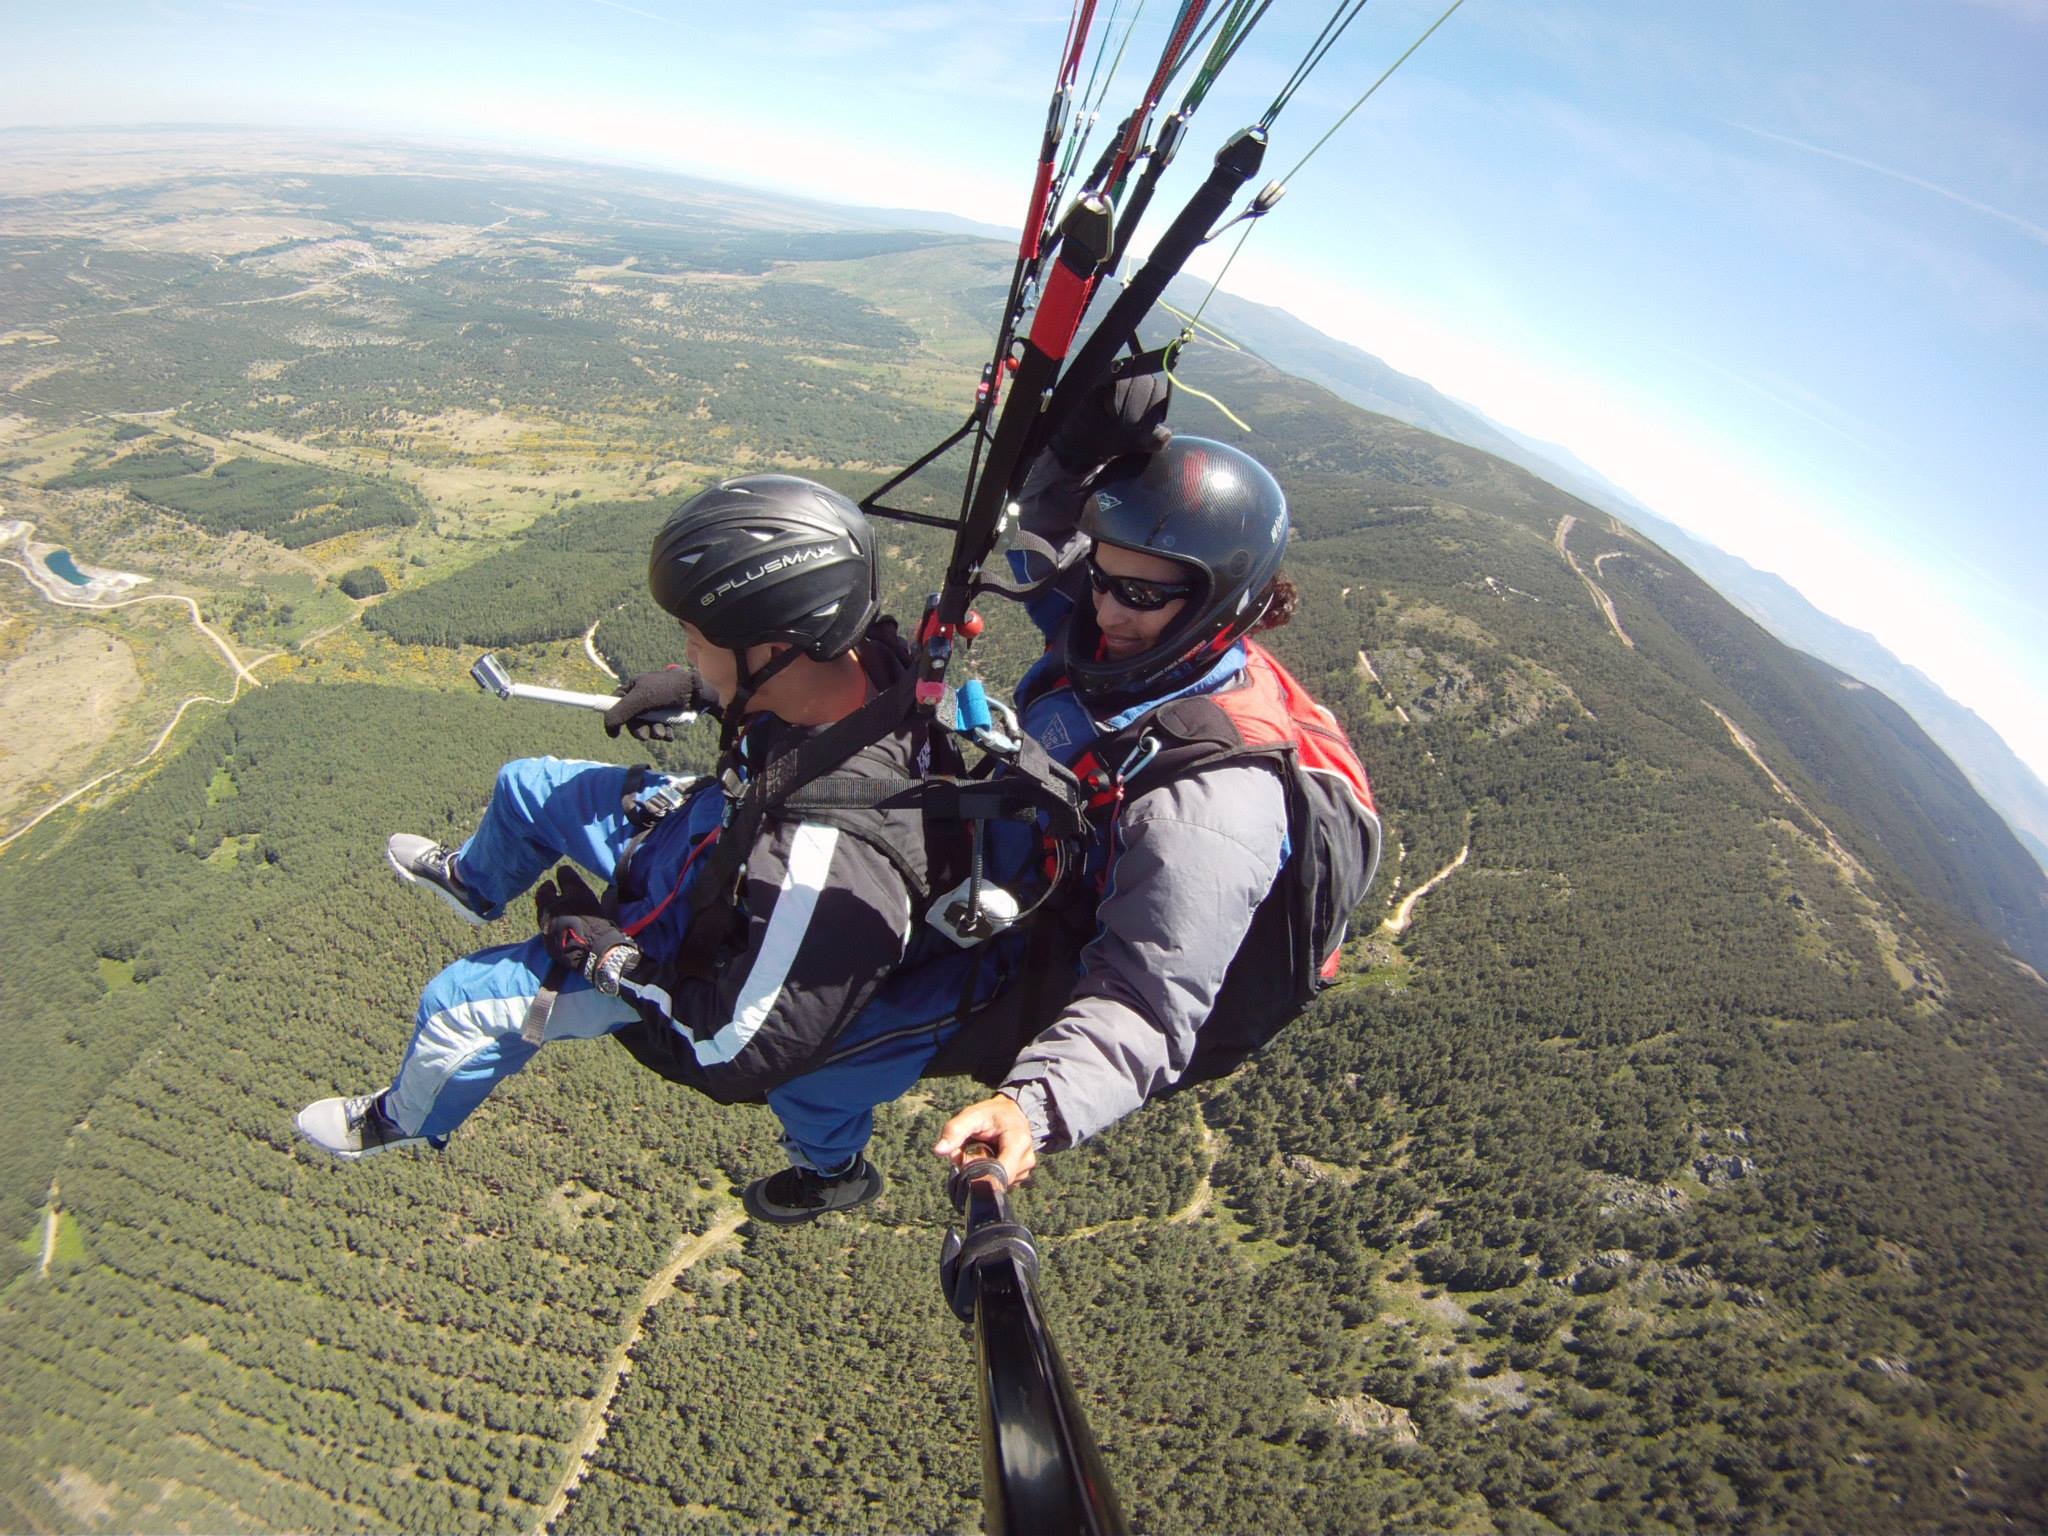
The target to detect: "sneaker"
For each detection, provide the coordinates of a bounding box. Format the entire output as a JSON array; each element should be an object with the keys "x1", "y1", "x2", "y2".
[
  {"x1": 742, "y1": 1157, "x2": 885, "y2": 1226},
  {"x1": 295, "y1": 1093, "x2": 444, "y2": 1161},
  {"x1": 387, "y1": 833, "x2": 491, "y2": 925}
]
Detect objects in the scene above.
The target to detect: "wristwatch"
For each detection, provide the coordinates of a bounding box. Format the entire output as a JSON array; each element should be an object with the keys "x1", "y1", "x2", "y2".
[{"x1": 587, "y1": 943, "x2": 641, "y2": 996}]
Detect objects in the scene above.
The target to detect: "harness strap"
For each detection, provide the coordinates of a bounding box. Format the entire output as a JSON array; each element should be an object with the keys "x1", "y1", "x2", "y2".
[
  {"x1": 667, "y1": 670, "x2": 924, "y2": 982},
  {"x1": 614, "y1": 766, "x2": 701, "y2": 899},
  {"x1": 520, "y1": 959, "x2": 572, "y2": 1046},
  {"x1": 968, "y1": 527, "x2": 1078, "y2": 604}
]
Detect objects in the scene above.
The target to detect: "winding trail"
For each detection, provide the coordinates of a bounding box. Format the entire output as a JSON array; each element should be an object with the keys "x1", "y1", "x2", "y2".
[
  {"x1": 583, "y1": 618, "x2": 616, "y2": 681},
  {"x1": 0, "y1": 527, "x2": 359, "y2": 848},
  {"x1": 0, "y1": 682, "x2": 244, "y2": 852},
  {"x1": 1059, "y1": 1115, "x2": 1218, "y2": 1243},
  {"x1": 1592, "y1": 550, "x2": 1640, "y2": 577},
  {"x1": 1, "y1": 550, "x2": 268, "y2": 849},
  {"x1": 1704, "y1": 703, "x2": 1868, "y2": 881},
  {"x1": 38, "y1": 1182, "x2": 59, "y2": 1279},
  {"x1": 1356, "y1": 649, "x2": 1412, "y2": 725},
  {"x1": 3, "y1": 556, "x2": 261, "y2": 686},
  {"x1": 1383, "y1": 844, "x2": 1469, "y2": 934},
  {"x1": 1171, "y1": 1118, "x2": 1218, "y2": 1226},
  {"x1": 534, "y1": 1204, "x2": 747, "y2": 1536},
  {"x1": 1554, "y1": 515, "x2": 1634, "y2": 649}
]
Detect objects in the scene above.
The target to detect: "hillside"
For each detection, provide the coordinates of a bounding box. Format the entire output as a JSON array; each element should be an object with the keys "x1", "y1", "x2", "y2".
[
  {"x1": 2, "y1": 133, "x2": 2045, "y2": 1535},
  {"x1": 1174, "y1": 278, "x2": 2048, "y2": 874},
  {"x1": 1144, "y1": 335, "x2": 2048, "y2": 973}
]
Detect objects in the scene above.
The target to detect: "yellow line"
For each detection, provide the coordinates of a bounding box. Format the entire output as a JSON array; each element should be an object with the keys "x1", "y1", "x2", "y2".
[
  {"x1": 1157, "y1": 301, "x2": 1242, "y2": 351},
  {"x1": 1172, "y1": 377, "x2": 1252, "y2": 432}
]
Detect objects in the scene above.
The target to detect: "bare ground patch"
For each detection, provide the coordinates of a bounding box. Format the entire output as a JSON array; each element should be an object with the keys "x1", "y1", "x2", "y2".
[
  {"x1": 0, "y1": 623, "x2": 140, "y2": 807},
  {"x1": 48, "y1": 1466, "x2": 119, "y2": 1528}
]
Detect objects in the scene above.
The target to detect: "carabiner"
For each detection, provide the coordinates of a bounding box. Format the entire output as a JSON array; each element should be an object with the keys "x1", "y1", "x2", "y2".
[{"x1": 1115, "y1": 733, "x2": 1160, "y2": 785}]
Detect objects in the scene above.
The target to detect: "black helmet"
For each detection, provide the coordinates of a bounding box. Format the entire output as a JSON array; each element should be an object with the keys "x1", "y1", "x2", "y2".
[
  {"x1": 1065, "y1": 436, "x2": 1288, "y2": 708},
  {"x1": 648, "y1": 474, "x2": 879, "y2": 661}
]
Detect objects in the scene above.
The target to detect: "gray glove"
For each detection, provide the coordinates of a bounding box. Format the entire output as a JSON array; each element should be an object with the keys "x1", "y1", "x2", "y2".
[
  {"x1": 1048, "y1": 371, "x2": 1174, "y2": 473},
  {"x1": 603, "y1": 667, "x2": 717, "y2": 740}
]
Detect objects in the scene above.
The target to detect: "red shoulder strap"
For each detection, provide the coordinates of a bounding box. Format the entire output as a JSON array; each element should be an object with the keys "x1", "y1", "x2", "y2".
[{"x1": 1213, "y1": 642, "x2": 1378, "y2": 816}]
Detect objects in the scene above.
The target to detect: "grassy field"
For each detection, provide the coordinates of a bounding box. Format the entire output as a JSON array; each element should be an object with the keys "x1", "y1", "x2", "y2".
[
  {"x1": 0, "y1": 565, "x2": 268, "y2": 836},
  {"x1": 0, "y1": 612, "x2": 142, "y2": 811}
]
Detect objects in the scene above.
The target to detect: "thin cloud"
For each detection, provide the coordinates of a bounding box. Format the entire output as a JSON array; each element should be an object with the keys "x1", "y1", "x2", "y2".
[
  {"x1": 579, "y1": 0, "x2": 682, "y2": 26},
  {"x1": 1663, "y1": 349, "x2": 1879, "y2": 455},
  {"x1": 1729, "y1": 121, "x2": 2048, "y2": 247},
  {"x1": 1956, "y1": 0, "x2": 2048, "y2": 27}
]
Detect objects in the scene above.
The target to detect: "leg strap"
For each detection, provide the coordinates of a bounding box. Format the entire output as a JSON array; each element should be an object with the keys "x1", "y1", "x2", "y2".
[{"x1": 520, "y1": 959, "x2": 573, "y2": 1045}]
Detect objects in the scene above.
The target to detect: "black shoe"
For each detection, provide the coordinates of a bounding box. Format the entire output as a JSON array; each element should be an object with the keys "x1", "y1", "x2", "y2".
[
  {"x1": 387, "y1": 833, "x2": 492, "y2": 925},
  {"x1": 742, "y1": 1157, "x2": 884, "y2": 1226},
  {"x1": 295, "y1": 1093, "x2": 447, "y2": 1161}
]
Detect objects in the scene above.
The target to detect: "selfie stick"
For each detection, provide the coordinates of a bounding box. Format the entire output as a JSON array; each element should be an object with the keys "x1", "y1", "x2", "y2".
[{"x1": 469, "y1": 652, "x2": 696, "y2": 727}]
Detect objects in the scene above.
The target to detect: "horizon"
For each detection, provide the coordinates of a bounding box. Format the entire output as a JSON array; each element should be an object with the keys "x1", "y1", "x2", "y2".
[{"x1": 2, "y1": 0, "x2": 2043, "y2": 785}]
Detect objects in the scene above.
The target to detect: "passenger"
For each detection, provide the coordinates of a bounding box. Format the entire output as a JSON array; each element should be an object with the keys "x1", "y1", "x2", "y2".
[
  {"x1": 761, "y1": 388, "x2": 1379, "y2": 1191},
  {"x1": 296, "y1": 474, "x2": 943, "y2": 1224}
]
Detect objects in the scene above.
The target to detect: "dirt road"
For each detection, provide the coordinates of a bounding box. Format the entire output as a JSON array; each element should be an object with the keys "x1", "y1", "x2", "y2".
[
  {"x1": 534, "y1": 1204, "x2": 747, "y2": 1535},
  {"x1": 1554, "y1": 515, "x2": 1634, "y2": 649},
  {"x1": 1383, "y1": 844, "x2": 1469, "y2": 934},
  {"x1": 38, "y1": 1182, "x2": 59, "y2": 1278}
]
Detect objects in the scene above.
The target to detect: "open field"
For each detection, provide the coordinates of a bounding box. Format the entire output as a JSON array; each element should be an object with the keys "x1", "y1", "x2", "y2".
[
  {"x1": 0, "y1": 620, "x2": 141, "y2": 810},
  {"x1": 0, "y1": 145, "x2": 964, "y2": 833}
]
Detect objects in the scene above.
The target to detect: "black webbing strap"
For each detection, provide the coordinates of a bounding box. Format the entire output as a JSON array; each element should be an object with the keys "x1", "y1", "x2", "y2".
[
  {"x1": 782, "y1": 759, "x2": 1085, "y2": 842},
  {"x1": 970, "y1": 526, "x2": 1080, "y2": 604},
  {"x1": 666, "y1": 670, "x2": 924, "y2": 982},
  {"x1": 1108, "y1": 345, "x2": 1174, "y2": 380},
  {"x1": 663, "y1": 659, "x2": 1091, "y2": 988}
]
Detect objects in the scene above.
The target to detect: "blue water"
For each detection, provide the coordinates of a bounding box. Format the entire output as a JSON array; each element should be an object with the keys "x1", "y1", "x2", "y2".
[{"x1": 44, "y1": 550, "x2": 90, "y2": 586}]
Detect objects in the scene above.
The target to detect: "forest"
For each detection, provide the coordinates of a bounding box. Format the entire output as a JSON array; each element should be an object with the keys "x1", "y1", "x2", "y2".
[
  {"x1": 56, "y1": 446, "x2": 422, "y2": 548},
  {"x1": 1, "y1": 155, "x2": 2043, "y2": 1535}
]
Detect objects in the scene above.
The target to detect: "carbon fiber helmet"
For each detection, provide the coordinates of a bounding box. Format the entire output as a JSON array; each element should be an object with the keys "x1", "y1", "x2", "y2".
[
  {"x1": 648, "y1": 474, "x2": 879, "y2": 660},
  {"x1": 1066, "y1": 436, "x2": 1289, "y2": 707}
]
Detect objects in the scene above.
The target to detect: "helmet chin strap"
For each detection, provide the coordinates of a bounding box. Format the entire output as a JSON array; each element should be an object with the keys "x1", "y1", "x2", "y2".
[{"x1": 717, "y1": 643, "x2": 805, "y2": 757}]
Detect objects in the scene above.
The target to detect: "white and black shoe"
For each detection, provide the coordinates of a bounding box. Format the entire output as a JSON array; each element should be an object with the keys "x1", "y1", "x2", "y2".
[
  {"x1": 387, "y1": 833, "x2": 491, "y2": 925},
  {"x1": 295, "y1": 1093, "x2": 445, "y2": 1161},
  {"x1": 742, "y1": 1157, "x2": 885, "y2": 1226}
]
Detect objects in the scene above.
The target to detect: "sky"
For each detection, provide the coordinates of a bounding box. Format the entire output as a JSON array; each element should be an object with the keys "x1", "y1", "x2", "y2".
[{"x1": 4, "y1": 0, "x2": 2045, "y2": 779}]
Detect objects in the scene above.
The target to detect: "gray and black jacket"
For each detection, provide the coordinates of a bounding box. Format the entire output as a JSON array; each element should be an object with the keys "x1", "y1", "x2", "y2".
[{"x1": 614, "y1": 634, "x2": 944, "y2": 1104}]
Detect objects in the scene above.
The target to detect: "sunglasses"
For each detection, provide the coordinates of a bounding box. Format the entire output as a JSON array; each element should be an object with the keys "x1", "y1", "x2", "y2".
[{"x1": 1084, "y1": 553, "x2": 1198, "y2": 612}]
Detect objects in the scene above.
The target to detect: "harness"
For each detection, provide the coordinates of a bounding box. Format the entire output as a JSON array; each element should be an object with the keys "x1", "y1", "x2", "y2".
[
  {"x1": 1106, "y1": 642, "x2": 1382, "y2": 1084},
  {"x1": 617, "y1": 652, "x2": 1093, "y2": 998},
  {"x1": 926, "y1": 640, "x2": 1383, "y2": 1089}
]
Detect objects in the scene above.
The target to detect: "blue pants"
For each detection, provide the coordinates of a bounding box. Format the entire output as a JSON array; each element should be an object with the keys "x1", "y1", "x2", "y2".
[
  {"x1": 385, "y1": 757, "x2": 707, "y2": 1141},
  {"x1": 765, "y1": 936, "x2": 1021, "y2": 1171},
  {"x1": 382, "y1": 756, "x2": 996, "y2": 1172},
  {"x1": 765, "y1": 994, "x2": 961, "y2": 1172}
]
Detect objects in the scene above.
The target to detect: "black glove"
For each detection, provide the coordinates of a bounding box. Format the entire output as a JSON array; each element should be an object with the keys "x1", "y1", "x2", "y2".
[
  {"x1": 1048, "y1": 371, "x2": 1174, "y2": 473},
  {"x1": 604, "y1": 666, "x2": 717, "y2": 740},
  {"x1": 535, "y1": 866, "x2": 641, "y2": 995}
]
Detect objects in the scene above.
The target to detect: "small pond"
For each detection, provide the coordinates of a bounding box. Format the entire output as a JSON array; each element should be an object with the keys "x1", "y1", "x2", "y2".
[{"x1": 44, "y1": 550, "x2": 90, "y2": 585}]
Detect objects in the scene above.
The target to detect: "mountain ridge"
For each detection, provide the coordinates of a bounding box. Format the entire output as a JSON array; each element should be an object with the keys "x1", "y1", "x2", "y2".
[{"x1": 1166, "y1": 275, "x2": 2048, "y2": 874}]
